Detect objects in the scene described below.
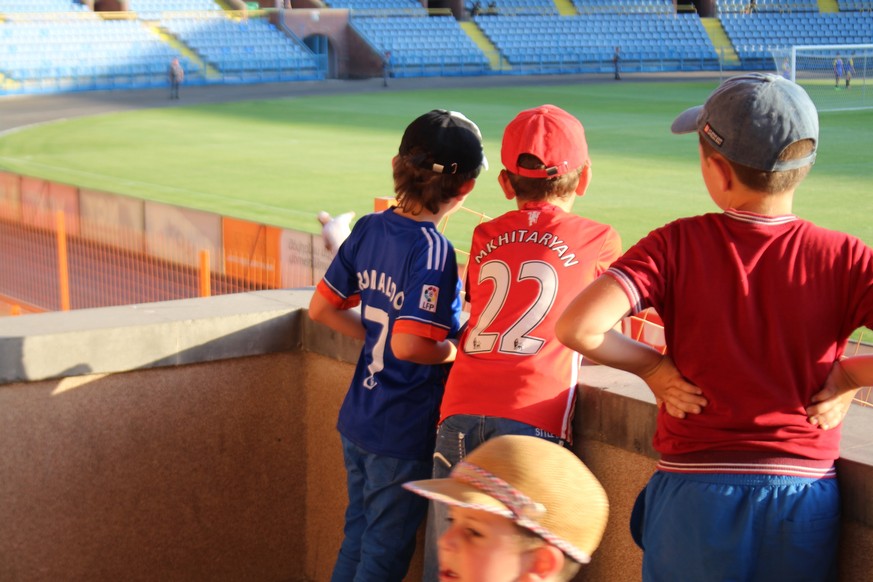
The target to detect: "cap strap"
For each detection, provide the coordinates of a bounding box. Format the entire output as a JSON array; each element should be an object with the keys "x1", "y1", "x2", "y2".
[
  {"x1": 513, "y1": 161, "x2": 570, "y2": 179},
  {"x1": 771, "y1": 151, "x2": 816, "y2": 171},
  {"x1": 432, "y1": 162, "x2": 459, "y2": 175},
  {"x1": 411, "y1": 154, "x2": 460, "y2": 175}
]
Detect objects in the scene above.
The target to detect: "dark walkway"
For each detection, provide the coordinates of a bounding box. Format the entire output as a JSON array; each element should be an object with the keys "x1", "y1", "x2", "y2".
[{"x1": 0, "y1": 71, "x2": 727, "y2": 135}]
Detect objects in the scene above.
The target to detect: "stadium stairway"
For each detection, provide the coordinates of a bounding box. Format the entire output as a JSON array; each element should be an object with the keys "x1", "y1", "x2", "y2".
[
  {"x1": 553, "y1": 0, "x2": 578, "y2": 15},
  {"x1": 147, "y1": 21, "x2": 221, "y2": 79},
  {"x1": 701, "y1": 17, "x2": 740, "y2": 66},
  {"x1": 0, "y1": 72, "x2": 20, "y2": 92},
  {"x1": 817, "y1": 0, "x2": 840, "y2": 12},
  {"x1": 459, "y1": 20, "x2": 511, "y2": 71}
]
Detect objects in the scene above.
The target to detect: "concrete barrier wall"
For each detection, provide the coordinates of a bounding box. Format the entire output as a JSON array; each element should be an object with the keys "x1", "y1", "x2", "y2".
[
  {"x1": 1, "y1": 289, "x2": 871, "y2": 581},
  {"x1": 0, "y1": 354, "x2": 307, "y2": 581}
]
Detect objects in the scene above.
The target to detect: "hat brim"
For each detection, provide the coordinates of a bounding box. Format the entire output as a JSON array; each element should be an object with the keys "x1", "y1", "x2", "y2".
[
  {"x1": 671, "y1": 105, "x2": 703, "y2": 134},
  {"x1": 403, "y1": 478, "x2": 515, "y2": 519}
]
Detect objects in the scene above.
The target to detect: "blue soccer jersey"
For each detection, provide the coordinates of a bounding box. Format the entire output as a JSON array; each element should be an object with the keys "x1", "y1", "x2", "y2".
[{"x1": 316, "y1": 208, "x2": 462, "y2": 460}]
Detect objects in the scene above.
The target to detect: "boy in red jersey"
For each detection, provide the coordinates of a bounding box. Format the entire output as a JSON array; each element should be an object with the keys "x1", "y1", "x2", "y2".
[
  {"x1": 557, "y1": 73, "x2": 873, "y2": 581},
  {"x1": 422, "y1": 104, "x2": 621, "y2": 581}
]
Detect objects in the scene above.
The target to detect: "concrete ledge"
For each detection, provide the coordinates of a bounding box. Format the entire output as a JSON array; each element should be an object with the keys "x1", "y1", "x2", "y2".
[{"x1": 0, "y1": 290, "x2": 312, "y2": 383}]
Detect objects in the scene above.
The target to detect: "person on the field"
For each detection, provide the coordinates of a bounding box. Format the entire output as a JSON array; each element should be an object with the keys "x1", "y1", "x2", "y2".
[
  {"x1": 422, "y1": 104, "x2": 620, "y2": 581},
  {"x1": 833, "y1": 53, "x2": 844, "y2": 88},
  {"x1": 845, "y1": 53, "x2": 855, "y2": 89},
  {"x1": 613, "y1": 46, "x2": 622, "y2": 80},
  {"x1": 556, "y1": 72, "x2": 873, "y2": 581},
  {"x1": 168, "y1": 57, "x2": 184, "y2": 100},
  {"x1": 382, "y1": 50, "x2": 392, "y2": 87},
  {"x1": 405, "y1": 435, "x2": 609, "y2": 582},
  {"x1": 309, "y1": 109, "x2": 486, "y2": 582}
]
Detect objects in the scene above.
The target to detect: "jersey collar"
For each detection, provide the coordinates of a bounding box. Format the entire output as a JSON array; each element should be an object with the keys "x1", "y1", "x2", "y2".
[
  {"x1": 522, "y1": 201, "x2": 560, "y2": 213},
  {"x1": 724, "y1": 208, "x2": 798, "y2": 226}
]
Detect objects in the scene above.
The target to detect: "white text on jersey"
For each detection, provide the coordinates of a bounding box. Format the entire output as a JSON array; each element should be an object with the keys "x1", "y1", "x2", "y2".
[
  {"x1": 357, "y1": 269, "x2": 405, "y2": 309},
  {"x1": 474, "y1": 230, "x2": 579, "y2": 267}
]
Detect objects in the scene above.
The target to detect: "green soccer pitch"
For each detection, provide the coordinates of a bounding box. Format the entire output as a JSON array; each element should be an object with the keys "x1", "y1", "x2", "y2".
[{"x1": 0, "y1": 80, "x2": 871, "y2": 250}]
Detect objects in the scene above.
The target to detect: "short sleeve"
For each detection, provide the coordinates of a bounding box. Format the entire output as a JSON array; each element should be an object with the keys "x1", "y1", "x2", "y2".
[{"x1": 393, "y1": 237, "x2": 461, "y2": 341}]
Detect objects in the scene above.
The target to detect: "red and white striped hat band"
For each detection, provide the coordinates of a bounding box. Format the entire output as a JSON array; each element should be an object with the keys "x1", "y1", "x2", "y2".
[{"x1": 450, "y1": 460, "x2": 593, "y2": 564}]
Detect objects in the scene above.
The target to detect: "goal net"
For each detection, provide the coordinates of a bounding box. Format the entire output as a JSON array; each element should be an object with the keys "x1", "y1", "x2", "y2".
[{"x1": 772, "y1": 44, "x2": 872, "y2": 112}]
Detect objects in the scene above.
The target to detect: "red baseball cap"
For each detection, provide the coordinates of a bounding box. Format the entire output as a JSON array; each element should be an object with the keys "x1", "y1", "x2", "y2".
[{"x1": 501, "y1": 104, "x2": 588, "y2": 178}]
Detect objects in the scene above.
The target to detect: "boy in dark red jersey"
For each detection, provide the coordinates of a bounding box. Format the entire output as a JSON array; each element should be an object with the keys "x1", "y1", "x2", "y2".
[
  {"x1": 423, "y1": 104, "x2": 620, "y2": 581},
  {"x1": 557, "y1": 73, "x2": 873, "y2": 581}
]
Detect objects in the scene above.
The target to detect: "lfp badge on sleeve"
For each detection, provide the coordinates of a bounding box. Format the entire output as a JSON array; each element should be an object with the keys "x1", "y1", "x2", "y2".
[{"x1": 419, "y1": 285, "x2": 439, "y2": 313}]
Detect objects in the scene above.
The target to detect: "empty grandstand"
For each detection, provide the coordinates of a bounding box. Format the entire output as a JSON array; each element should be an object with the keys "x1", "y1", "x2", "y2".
[
  {"x1": 476, "y1": 12, "x2": 718, "y2": 73},
  {"x1": 160, "y1": 13, "x2": 320, "y2": 81},
  {"x1": 351, "y1": 15, "x2": 490, "y2": 76},
  {"x1": 0, "y1": 0, "x2": 870, "y2": 95},
  {"x1": 722, "y1": 11, "x2": 873, "y2": 66}
]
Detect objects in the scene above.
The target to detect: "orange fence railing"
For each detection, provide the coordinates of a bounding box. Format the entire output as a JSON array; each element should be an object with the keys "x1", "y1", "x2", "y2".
[{"x1": 0, "y1": 214, "x2": 290, "y2": 314}]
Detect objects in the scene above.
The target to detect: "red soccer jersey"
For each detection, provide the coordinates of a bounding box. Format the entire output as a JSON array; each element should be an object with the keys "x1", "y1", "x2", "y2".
[
  {"x1": 609, "y1": 209, "x2": 873, "y2": 464},
  {"x1": 440, "y1": 201, "x2": 621, "y2": 441}
]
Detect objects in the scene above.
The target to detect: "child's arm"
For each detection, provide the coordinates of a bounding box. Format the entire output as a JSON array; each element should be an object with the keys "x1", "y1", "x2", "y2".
[
  {"x1": 556, "y1": 275, "x2": 708, "y2": 418},
  {"x1": 391, "y1": 333, "x2": 457, "y2": 365},
  {"x1": 308, "y1": 290, "x2": 365, "y2": 341},
  {"x1": 806, "y1": 355, "x2": 873, "y2": 430}
]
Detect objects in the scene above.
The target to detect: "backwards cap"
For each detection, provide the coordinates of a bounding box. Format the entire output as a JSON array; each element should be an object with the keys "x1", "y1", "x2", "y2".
[
  {"x1": 403, "y1": 435, "x2": 609, "y2": 565},
  {"x1": 501, "y1": 104, "x2": 588, "y2": 178},
  {"x1": 671, "y1": 72, "x2": 818, "y2": 171},
  {"x1": 399, "y1": 109, "x2": 488, "y2": 175}
]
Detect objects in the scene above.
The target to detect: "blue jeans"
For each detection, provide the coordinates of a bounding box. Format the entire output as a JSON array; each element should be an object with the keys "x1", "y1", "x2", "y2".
[
  {"x1": 421, "y1": 415, "x2": 567, "y2": 582},
  {"x1": 331, "y1": 435, "x2": 431, "y2": 582}
]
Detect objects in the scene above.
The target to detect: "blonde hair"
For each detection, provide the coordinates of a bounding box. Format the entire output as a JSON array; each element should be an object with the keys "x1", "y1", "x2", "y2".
[
  {"x1": 504, "y1": 154, "x2": 582, "y2": 203},
  {"x1": 700, "y1": 136, "x2": 814, "y2": 194},
  {"x1": 516, "y1": 526, "x2": 582, "y2": 581},
  {"x1": 393, "y1": 153, "x2": 481, "y2": 215}
]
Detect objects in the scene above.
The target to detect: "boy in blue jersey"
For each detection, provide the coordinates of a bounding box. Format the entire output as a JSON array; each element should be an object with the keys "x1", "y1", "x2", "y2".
[{"x1": 309, "y1": 109, "x2": 487, "y2": 582}]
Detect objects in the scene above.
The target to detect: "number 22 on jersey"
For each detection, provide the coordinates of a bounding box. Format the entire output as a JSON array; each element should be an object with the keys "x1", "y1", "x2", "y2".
[{"x1": 463, "y1": 260, "x2": 557, "y2": 356}]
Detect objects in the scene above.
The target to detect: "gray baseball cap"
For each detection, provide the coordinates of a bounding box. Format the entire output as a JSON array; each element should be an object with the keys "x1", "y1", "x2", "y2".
[{"x1": 671, "y1": 73, "x2": 818, "y2": 172}]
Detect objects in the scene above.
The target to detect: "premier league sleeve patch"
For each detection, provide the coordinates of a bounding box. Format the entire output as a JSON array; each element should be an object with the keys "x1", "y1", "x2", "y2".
[{"x1": 419, "y1": 285, "x2": 439, "y2": 313}]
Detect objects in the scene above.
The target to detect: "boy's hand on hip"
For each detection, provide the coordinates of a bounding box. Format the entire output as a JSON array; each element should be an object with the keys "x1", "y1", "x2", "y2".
[
  {"x1": 807, "y1": 360, "x2": 860, "y2": 430},
  {"x1": 642, "y1": 356, "x2": 708, "y2": 419}
]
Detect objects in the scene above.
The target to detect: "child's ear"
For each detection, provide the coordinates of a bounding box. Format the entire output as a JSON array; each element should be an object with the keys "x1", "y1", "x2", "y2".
[
  {"x1": 575, "y1": 164, "x2": 592, "y2": 197},
  {"x1": 707, "y1": 152, "x2": 734, "y2": 192},
  {"x1": 521, "y1": 544, "x2": 565, "y2": 581},
  {"x1": 498, "y1": 170, "x2": 517, "y2": 201},
  {"x1": 457, "y1": 178, "x2": 477, "y2": 197}
]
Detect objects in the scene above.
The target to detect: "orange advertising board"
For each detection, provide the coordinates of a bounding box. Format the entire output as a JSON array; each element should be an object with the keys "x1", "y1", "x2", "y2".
[
  {"x1": 222, "y1": 217, "x2": 281, "y2": 287},
  {"x1": 144, "y1": 202, "x2": 222, "y2": 270},
  {"x1": 79, "y1": 189, "x2": 146, "y2": 253},
  {"x1": 0, "y1": 172, "x2": 21, "y2": 221},
  {"x1": 20, "y1": 178, "x2": 80, "y2": 236}
]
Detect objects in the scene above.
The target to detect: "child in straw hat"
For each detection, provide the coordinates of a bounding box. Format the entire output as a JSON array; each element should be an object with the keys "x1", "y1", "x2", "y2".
[{"x1": 405, "y1": 435, "x2": 609, "y2": 582}]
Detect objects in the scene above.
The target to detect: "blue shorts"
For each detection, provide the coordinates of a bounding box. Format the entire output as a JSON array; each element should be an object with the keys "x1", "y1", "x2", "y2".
[{"x1": 631, "y1": 470, "x2": 840, "y2": 582}]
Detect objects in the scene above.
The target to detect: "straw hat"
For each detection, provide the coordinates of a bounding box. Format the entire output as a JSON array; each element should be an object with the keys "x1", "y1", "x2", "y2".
[{"x1": 404, "y1": 435, "x2": 609, "y2": 564}]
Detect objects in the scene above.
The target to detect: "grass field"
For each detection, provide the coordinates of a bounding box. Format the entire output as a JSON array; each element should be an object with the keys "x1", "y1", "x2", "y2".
[{"x1": 0, "y1": 79, "x2": 871, "y2": 253}]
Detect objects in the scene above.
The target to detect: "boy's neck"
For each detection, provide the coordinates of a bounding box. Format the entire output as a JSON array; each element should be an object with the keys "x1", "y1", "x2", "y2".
[
  {"x1": 394, "y1": 199, "x2": 461, "y2": 225},
  {"x1": 729, "y1": 187, "x2": 795, "y2": 216},
  {"x1": 517, "y1": 196, "x2": 575, "y2": 214}
]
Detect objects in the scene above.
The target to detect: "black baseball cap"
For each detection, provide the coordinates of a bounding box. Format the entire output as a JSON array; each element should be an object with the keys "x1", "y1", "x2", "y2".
[{"x1": 399, "y1": 109, "x2": 488, "y2": 175}]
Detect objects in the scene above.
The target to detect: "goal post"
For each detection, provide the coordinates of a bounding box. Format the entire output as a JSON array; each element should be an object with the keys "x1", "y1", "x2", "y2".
[{"x1": 772, "y1": 44, "x2": 873, "y2": 112}]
